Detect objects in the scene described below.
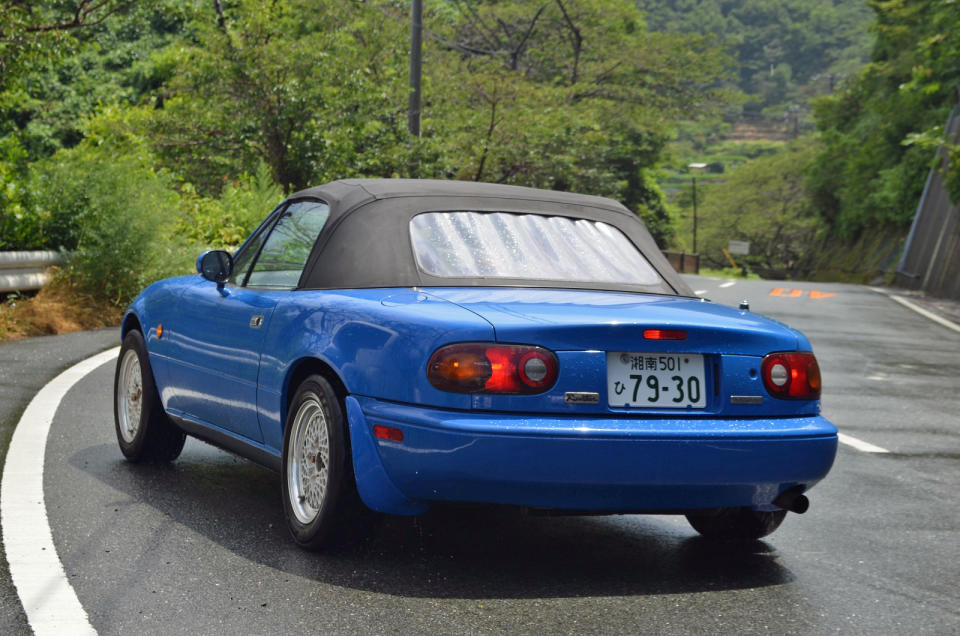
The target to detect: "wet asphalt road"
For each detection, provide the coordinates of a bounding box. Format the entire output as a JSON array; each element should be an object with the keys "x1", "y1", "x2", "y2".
[
  {"x1": 0, "y1": 327, "x2": 119, "y2": 636},
  {"x1": 2, "y1": 278, "x2": 960, "y2": 634}
]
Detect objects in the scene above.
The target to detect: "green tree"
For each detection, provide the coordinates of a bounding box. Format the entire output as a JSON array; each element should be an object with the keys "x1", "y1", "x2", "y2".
[
  {"x1": 696, "y1": 142, "x2": 821, "y2": 278},
  {"x1": 0, "y1": 0, "x2": 147, "y2": 91},
  {"x1": 635, "y1": 0, "x2": 875, "y2": 112},
  {"x1": 808, "y1": 0, "x2": 960, "y2": 238},
  {"x1": 150, "y1": 0, "x2": 436, "y2": 193},
  {"x1": 428, "y1": 0, "x2": 733, "y2": 243}
]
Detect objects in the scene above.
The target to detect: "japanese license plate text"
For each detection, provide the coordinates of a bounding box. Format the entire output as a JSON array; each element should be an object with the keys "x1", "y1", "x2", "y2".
[{"x1": 606, "y1": 352, "x2": 706, "y2": 408}]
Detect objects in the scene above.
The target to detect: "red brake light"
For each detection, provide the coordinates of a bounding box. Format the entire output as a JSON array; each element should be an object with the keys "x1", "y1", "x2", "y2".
[
  {"x1": 427, "y1": 343, "x2": 558, "y2": 394},
  {"x1": 761, "y1": 352, "x2": 821, "y2": 399},
  {"x1": 644, "y1": 329, "x2": 686, "y2": 340}
]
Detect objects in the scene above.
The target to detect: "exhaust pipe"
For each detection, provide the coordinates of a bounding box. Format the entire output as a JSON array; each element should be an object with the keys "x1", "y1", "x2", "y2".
[{"x1": 773, "y1": 486, "x2": 809, "y2": 514}]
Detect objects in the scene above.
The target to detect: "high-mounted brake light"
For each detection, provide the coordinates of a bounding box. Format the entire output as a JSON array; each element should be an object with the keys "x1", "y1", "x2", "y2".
[
  {"x1": 644, "y1": 329, "x2": 687, "y2": 340},
  {"x1": 761, "y1": 352, "x2": 821, "y2": 400},
  {"x1": 427, "y1": 343, "x2": 559, "y2": 394}
]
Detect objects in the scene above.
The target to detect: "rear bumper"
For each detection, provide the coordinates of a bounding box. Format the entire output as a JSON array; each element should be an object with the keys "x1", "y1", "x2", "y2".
[{"x1": 348, "y1": 396, "x2": 838, "y2": 514}]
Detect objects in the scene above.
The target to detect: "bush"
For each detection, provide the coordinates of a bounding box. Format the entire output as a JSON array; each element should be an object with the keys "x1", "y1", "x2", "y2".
[
  {"x1": 33, "y1": 147, "x2": 195, "y2": 305},
  {"x1": 176, "y1": 161, "x2": 284, "y2": 249},
  {"x1": 0, "y1": 137, "x2": 47, "y2": 250}
]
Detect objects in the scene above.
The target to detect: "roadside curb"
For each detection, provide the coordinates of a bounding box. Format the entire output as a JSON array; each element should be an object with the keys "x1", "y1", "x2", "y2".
[{"x1": 869, "y1": 287, "x2": 960, "y2": 334}]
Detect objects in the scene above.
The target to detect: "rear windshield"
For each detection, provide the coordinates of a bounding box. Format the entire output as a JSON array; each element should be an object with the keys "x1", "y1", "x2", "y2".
[{"x1": 410, "y1": 211, "x2": 662, "y2": 286}]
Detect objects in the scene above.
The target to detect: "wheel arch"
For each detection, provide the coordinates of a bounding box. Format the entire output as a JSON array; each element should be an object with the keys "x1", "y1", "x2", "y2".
[
  {"x1": 121, "y1": 312, "x2": 143, "y2": 339},
  {"x1": 282, "y1": 357, "x2": 349, "y2": 433}
]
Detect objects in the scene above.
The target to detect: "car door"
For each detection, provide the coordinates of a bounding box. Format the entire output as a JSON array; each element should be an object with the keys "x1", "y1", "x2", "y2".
[{"x1": 165, "y1": 199, "x2": 331, "y2": 442}]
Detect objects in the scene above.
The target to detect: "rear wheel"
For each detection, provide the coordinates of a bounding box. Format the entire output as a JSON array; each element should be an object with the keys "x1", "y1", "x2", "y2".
[
  {"x1": 281, "y1": 375, "x2": 364, "y2": 550},
  {"x1": 685, "y1": 507, "x2": 787, "y2": 541},
  {"x1": 114, "y1": 329, "x2": 185, "y2": 462}
]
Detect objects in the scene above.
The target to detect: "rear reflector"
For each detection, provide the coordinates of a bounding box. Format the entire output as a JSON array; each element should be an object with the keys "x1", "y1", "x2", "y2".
[
  {"x1": 643, "y1": 329, "x2": 687, "y2": 340},
  {"x1": 427, "y1": 343, "x2": 558, "y2": 394},
  {"x1": 761, "y1": 352, "x2": 821, "y2": 399},
  {"x1": 373, "y1": 425, "x2": 404, "y2": 442}
]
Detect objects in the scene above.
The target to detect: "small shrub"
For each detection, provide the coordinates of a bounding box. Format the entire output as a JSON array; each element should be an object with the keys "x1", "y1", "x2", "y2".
[
  {"x1": 177, "y1": 161, "x2": 284, "y2": 249},
  {"x1": 33, "y1": 148, "x2": 195, "y2": 305},
  {"x1": 0, "y1": 137, "x2": 47, "y2": 250}
]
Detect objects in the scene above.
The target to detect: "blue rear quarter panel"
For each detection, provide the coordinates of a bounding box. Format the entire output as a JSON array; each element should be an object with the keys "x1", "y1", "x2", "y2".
[{"x1": 256, "y1": 288, "x2": 495, "y2": 451}]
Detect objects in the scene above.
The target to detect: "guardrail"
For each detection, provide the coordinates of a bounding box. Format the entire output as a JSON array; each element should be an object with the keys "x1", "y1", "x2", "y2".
[{"x1": 0, "y1": 251, "x2": 64, "y2": 293}]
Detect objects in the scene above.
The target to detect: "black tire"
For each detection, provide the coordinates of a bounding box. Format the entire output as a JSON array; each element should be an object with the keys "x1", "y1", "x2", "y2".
[
  {"x1": 685, "y1": 507, "x2": 787, "y2": 541},
  {"x1": 113, "y1": 329, "x2": 186, "y2": 462},
  {"x1": 281, "y1": 374, "x2": 365, "y2": 550}
]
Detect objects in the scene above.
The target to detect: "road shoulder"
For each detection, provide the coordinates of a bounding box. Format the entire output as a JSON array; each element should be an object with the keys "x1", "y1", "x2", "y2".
[{"x1": 0, "y1": 328, "x2": 119, "y2": 636}]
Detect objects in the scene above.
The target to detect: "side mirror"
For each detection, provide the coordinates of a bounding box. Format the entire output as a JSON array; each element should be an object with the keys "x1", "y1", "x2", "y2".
[{"x1": 197, "y1": 250, "x2": 233, "y2": 285}]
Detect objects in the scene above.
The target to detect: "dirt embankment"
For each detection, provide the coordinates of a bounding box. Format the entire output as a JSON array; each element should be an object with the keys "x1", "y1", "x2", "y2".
[{"x1": 0, "y1": 274, "x2": 123, "y2": 342}]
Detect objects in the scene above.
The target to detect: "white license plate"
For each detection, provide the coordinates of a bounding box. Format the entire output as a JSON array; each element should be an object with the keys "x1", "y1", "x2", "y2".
[{"x1": 606, "y1": 352, "x2": 706, "y2": 408}]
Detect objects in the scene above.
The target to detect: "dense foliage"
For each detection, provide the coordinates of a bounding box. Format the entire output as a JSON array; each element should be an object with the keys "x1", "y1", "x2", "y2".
[
  {"x1": 695, "y1": 142, "x2": 820, "y2": 277},
  {"x1": 635, "y1": 0, "x2": 874, "y2": 115},
  {"x1": 0, "y1": 0, "x2": 734, "y2": 305},
  {"x1": 665, "y1": 0, "x2": 959, "y2": 277},
  {"x1": 2, "y1": 0, "x2": 957, "y2": 313},
  {"x1": 808, "y1": 0, "x2": 960, "y2": 239}
]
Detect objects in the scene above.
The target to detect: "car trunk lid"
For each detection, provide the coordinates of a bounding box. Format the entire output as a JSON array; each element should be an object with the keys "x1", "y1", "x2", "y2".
[
  {"x1": 423, "y1": 288, "x2": 813, "y2": 417},
  {"x1": 423, "y1": 288, "x2": 801, "y2": 354}
]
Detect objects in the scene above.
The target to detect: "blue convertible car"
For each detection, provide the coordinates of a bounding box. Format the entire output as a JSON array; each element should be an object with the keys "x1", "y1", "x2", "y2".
[{"x1": 114, "y1": 179, "x2": 837, "y2": 549}]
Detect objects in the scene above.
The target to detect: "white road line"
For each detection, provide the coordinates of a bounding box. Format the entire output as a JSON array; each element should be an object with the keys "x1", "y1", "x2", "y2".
[
  {"x1": 838, "y1": 432, "x2": 891, "y2": 454},
  {"x1": 885, "y1": 293, "x2": 960, "y2": 335},
  {"x1": 1, "y1": 346, "x2": 118, "y2": 636},
  {"x1": 693, "y1": 290, "x2": 707, "y2": 296},
  {"x1": 719, "y1": 281, "x2": 736, "y2": 288}
]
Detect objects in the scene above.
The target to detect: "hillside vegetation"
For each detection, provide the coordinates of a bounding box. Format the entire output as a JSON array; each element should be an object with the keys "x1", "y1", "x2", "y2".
[
  {"x1": 1, "y1": 0, "x2": 958, "y2": 338},
  {"x1": 0, "y1": 0, "x2": 731, "y2": 332},
  {"x1": 656, "y1": 0, "x2": 960, "y2": 280},
  {"x1": 636, "y1": 0, "x2": 874, "y2": 117}
]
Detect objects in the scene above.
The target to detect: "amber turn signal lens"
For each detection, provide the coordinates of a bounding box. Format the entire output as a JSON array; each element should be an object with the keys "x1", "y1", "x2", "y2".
[{"x1": 427, "y1": 343, "x2": 558, "y2": 394}]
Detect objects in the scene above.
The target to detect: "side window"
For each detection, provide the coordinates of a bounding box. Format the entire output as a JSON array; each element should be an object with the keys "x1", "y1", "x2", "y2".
[
  {"x1": 229, "y1": 218, "x2": 274, "y2": 286},
  {"x1": 245, "y1": 200, "x2": 330, "y2": 290}
]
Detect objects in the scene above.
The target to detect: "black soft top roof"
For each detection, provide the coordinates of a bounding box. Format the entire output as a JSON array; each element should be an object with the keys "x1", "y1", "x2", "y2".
[{"x1": 284, "y1": 179, "x2": 694, "y2": 297}]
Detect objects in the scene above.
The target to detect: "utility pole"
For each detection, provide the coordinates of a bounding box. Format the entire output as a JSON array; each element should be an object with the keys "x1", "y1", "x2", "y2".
[
  {"x1": 688, "y1": 163, "x2": 707, "y2": 254},
  {"x1": 408, "y1": 0, "x2": 423, "y2": 137},
  {"x1": 691, "y1": 175, "x2": 698, "y2": 254}
]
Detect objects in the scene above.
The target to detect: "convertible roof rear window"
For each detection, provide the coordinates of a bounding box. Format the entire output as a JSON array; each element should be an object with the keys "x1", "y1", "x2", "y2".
[{"x1": 410, "y1": 211, "x2": 662, "y2": 286}]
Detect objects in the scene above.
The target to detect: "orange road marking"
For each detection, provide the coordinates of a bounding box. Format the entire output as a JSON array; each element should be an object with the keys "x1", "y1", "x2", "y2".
[
  {"x1": 769, "y1": 288, "x2": 803, "y2": 297},
  {"x1": 810, "y1": 290, "x2": 837, "y2": 299}
]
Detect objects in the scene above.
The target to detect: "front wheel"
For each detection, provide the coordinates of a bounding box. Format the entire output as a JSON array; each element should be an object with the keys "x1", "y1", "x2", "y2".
[
  {"x1": 114, "y1": 329, "x2": 185, "y2": 462},
  {"x1": 685, "y1": 507, "x2": 787, "y2": 541},
  {"x1": 281, "y1": 375, "x2": 364, "y2": 550}
]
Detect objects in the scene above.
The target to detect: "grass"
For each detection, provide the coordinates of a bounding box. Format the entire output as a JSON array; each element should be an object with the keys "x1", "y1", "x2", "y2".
[{"x1": 0, "y1": 272, "x2": 123, "y2": 342}]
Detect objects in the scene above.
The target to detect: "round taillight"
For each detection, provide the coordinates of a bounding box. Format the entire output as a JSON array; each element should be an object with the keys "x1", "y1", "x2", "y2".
[
  {"x1": 524, "y1": 357, "x2": 548, "y2": 381},
  {"x1": 519, "y1": 350, "x2": 555, "y2": 388},
  {"x1": 428, "y1": 343, "x2": 558, "y2": 394},
  {"x1": 769, "y1": 363, "x2": 789, "y2": 387},
  {"x1": 761, "y1": 352, "x2": 821, "y2": 400}
]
